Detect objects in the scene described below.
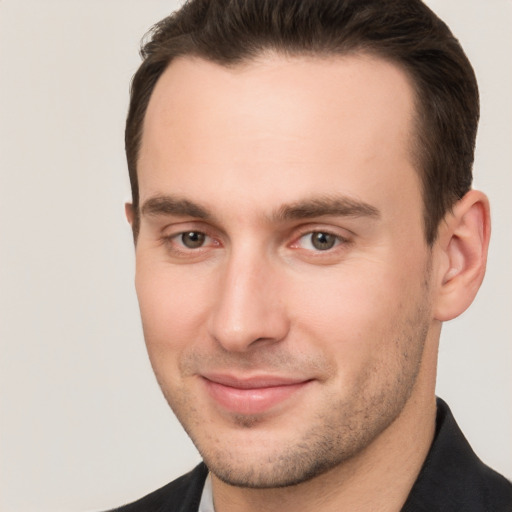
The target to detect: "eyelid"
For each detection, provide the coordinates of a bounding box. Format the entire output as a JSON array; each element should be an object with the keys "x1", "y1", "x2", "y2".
[
  {"x1": 290, "y1": 223, "x2": 352, "y2": 241},
  {"x1": 161, "y1": 220, "x2": 218, "y2": 239}
]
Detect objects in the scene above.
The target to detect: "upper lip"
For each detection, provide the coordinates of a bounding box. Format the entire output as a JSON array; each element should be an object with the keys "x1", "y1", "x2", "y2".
[{"x1": 201, "y1": 373, "x2": 312, "y2": 389}]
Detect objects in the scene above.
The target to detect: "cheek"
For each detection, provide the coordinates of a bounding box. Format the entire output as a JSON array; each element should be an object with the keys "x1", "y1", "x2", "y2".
[
  {"x1": 134, "y1": 261, "x2": 214, "y2": 371},
  {"x1": 290, "y1": 264, "x2": 395, "y2": 332},
  {"x1": 288, "y1": 259, "x2": 426, "y2": 370}
]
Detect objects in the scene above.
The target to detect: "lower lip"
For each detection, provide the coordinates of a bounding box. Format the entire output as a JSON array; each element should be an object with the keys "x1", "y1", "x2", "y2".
[{"x1": 203, "y1": 379, "x2": 310, "y2": 415}]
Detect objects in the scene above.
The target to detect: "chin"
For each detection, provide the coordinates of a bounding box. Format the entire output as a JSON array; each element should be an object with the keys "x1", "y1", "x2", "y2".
[{"x1": 205, "y1": 451, "x2": 344, "y2": 489}]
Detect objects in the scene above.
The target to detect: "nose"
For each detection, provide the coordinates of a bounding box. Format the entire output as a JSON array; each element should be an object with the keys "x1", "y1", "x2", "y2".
[{"x1": 207, "y1": 249, "x2": 290, "y2": 352}]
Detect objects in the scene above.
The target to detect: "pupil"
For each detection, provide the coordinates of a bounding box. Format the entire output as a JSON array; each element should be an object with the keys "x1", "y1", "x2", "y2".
[
  {"x1": 312, "y1": 232, "x2": 335, "y2": 250},
  {"x1": 182, "y1": 232, "x2": 205, "y2": 248}
]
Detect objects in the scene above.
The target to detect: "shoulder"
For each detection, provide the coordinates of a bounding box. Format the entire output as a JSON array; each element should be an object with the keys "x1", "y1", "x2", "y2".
[
  {"x1": 477, "y1": 464, "x2": 512, "y2": 510},
  {"x1": 402, "y1": 398, "x2": 512, "y2": 511},
  {"x1": 104, "y1": 463, "x2": 208, "y2": 512}
]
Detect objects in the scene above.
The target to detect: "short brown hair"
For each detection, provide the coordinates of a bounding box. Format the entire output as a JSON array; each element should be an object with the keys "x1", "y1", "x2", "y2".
[{"x1": 126, "y1": 0, "x2": 479, "y2": 244}]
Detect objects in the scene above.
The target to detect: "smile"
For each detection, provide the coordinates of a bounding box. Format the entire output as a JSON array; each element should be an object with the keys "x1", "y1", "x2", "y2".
[{"x1": 201, "y1": 374, "x2": 313, "y2": 415}]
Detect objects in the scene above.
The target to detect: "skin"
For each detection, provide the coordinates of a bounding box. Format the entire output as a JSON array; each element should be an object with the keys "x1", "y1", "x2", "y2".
[{"x1": 128, "y1": 53, "x2": 490, "y2": 512}]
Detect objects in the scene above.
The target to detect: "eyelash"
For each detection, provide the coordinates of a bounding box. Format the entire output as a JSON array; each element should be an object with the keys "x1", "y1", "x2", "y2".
[{"x1": 161, "y1": 228, "x2": 351, "y2": 257}]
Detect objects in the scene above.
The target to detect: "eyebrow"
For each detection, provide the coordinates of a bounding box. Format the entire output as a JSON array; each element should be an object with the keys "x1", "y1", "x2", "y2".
[
  {"x1": 140, "y1": 194, "x2": 380, "y2": 223},
  {"x1": 272, "y1": 196, "x2": 380, "y2": 222},
  {"x1": 141, "y1": 195, "x2": 212, "y2": 220}
]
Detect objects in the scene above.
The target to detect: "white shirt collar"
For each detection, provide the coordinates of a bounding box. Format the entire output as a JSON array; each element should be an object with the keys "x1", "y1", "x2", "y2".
[{"x1": 198, "y1": 472, "x2": 215, "y2": 512}]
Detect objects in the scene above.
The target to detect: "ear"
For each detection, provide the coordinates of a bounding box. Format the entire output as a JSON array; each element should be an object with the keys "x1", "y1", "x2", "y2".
[
  {"x1": 125, "y1": 202, "x2": 135, "y2": 226},
  {"x1": 125, "y1": 202, "x2": 139, "y2": 244},
  {"x1": 433, "y1": 190, "x2": 491, "y2": 321}
]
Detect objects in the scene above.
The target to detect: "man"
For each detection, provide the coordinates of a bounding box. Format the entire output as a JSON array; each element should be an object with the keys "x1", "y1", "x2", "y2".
[{"x1": 113, "y1": 0, "x2": 512, "y2": 510}]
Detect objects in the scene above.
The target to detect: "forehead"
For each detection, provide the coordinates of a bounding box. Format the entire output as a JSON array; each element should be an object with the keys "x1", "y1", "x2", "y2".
[{"x1": 138, "y1": 53, "x2": 420, "y2": 219}]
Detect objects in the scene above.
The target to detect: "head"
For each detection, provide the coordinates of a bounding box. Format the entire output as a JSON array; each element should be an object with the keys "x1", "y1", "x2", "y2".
[
  {"x1": 126, "y1": 0, "x2": 479, "y2": 246},
  {"x1": 124, "y1": 0, "x2": 489, "y2": 492}
]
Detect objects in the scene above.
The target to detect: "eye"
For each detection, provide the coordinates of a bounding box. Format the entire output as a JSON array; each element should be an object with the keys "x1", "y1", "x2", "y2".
[
  {"x1": 178, "y1": 231, "x2": 208, "y2": 249},
  {"x1": 296, "y1": 231, "x2": 342, "y2": 251},
  {"x1": 161, "y1": 228, "x2": 220, "y2": 259}
]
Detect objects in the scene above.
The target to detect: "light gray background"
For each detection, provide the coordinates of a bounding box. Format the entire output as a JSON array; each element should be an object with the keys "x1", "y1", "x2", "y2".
[{"x1": 0, "y1": 1, "x2": 510, "y2": 511}]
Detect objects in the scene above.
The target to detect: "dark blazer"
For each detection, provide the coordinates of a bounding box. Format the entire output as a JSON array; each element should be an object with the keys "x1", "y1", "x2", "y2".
[{"x1": 109, "y1": 398, "x2": 512, "y2": 512}]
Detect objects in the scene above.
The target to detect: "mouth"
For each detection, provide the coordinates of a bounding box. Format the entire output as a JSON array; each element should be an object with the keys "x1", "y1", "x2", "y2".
[{"x1": 201, "y1": 373, "x2": 313, "y2": 415}]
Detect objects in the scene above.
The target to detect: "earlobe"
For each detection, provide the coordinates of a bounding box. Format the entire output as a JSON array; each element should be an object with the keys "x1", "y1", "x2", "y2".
[{"x1": 434, "y1": 190, "x2": 491, "y2": 321}]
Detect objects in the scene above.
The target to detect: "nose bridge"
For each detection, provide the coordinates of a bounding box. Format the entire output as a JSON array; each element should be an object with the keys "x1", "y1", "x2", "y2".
[{"x1": 208, "y1": 243, "x2": 288, "y2": 351}]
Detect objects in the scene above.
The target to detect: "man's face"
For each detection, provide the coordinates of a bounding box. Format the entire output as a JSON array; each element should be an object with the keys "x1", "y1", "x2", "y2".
[{"x1": 134, "y1": 54, "x2": 438, "y2": 487}]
